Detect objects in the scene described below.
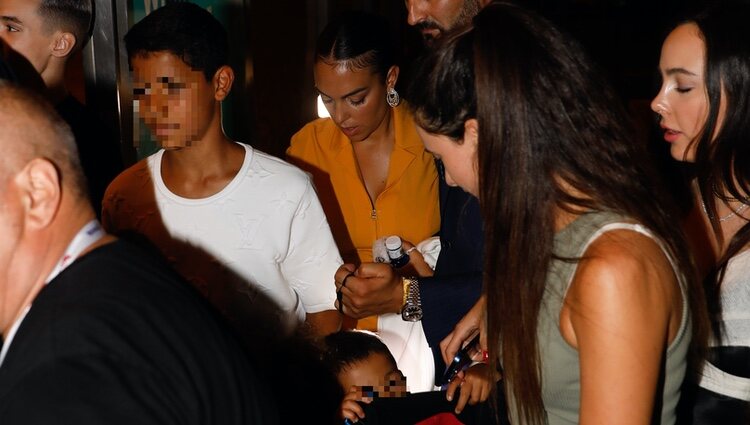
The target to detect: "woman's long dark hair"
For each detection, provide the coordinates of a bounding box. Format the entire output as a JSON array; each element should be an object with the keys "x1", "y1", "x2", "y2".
[
  {"x1": 688, "y1": 3, "x2": 750, "y2": 334},
  {"x1": 410, "y1": 2, "x2": 708, "y2": 423}
]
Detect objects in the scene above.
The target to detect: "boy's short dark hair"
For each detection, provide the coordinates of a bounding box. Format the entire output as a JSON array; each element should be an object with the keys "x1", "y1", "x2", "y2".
[
  {"x1": 124, "y1": 2, "x2": 228, "y2": 82},
  {"x1": 322, "y1": 331, "x2": 397, "y2": 376},
  {"x1": 39, "y1": 0, "x2": 93, "y2": 51}
]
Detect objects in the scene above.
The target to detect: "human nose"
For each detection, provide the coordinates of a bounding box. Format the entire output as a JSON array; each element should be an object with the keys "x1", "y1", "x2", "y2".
[
  {"x1": 331, "y1": 103, "x2": 349, "y2": 126},
  {"x1": 405, "y1": 0, "x2": 425, "y2": 26},
  {"x1": 141, "y1": 92, "x2": 168, "y2": 120},
  {"x1": 651, "y1": 88, "x2": 668, "y2": 118}
]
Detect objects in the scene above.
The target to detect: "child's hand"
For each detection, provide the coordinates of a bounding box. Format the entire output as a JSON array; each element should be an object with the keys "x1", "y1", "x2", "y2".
[
  {"x1": 340, "y1": 386, "x2": 372, "y2": 423},
  {"x1": 400, "y1": 240, "x2": 434, "y2": 277},
  {"x1": 445, "y1": 363, "x2": 493, "y2": 414}
]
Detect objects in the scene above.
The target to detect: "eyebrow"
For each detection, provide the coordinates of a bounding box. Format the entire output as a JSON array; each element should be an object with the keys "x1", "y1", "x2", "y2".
[
  {"x1": 0, "y1": 16, "x2": 23, "y2": 25},
  {"x1": 316, "y1": 86, "x2": 368, "y2": 99},
  {"x1": 664, "y1": 67, "x2": 699, "y2": 77}
]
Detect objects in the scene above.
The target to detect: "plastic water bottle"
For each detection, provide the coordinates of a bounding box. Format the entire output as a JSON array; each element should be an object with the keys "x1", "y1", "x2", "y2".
[{"x1": 385, "y1": 236, "x2": 410, "y2": 269}]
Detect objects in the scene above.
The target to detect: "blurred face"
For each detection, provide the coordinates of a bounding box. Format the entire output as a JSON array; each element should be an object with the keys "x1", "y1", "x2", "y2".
[
  {"x1": 131, "y1": 52, "x2": 217, "y2": 149},
  {"x1": 0, "y1": 0, "x2": 53, "y2": 74},
  {"x1": 405, "y1": 0, "x2": 480, "y2": 43},
  {"x1": 416, "y1": 125, "x2": 478, "y2": 197},
  {"x1": 338, "y1": 353, "x2": 407, "y2": 397},
  {"x1": 651, "y1": 23, "x2": 709, "y2": 162},
  {"x1": 314, "y1": 61, "x2": 390, "y2": 143}
]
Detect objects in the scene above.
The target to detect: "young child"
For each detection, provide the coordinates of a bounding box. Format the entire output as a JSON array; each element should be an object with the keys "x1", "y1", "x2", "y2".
[
  {"x1": 323, "y1": 330, "x2": 492, "y2": 424},
  {"x1": 102, "y1": 3, "x2": 342, "y2": 336}
]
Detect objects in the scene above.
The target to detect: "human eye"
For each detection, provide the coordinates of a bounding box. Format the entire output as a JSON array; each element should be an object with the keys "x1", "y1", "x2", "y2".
[
  {"x1": 673, "y1": 76, "x2": 699, "y2": 94},
  {"x1": 133, "y1": 86, "x2": 150, "y2": 97},
  {"x1": 166, "y1": 82, "x2": 187, "y2": 95},
  {"x1": 320, "y1": 95, "x2": 333, "y2": 104},
  {"x1": 349, "y1": 96, "x2": 365, "y2": 106},
  {"x1": 3, "y1": 24, "x2": 19, "y2": 32}
]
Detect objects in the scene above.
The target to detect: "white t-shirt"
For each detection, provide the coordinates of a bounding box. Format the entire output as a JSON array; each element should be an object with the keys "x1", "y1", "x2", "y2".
[{"x1": 102, "y1": 143, "x2": 342, "y2": 328}]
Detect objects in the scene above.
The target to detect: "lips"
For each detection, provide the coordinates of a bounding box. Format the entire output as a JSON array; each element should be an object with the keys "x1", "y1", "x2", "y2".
[
  {"x1": 341, "y1": 126, "x2": 359, "y2": 138},
  {"x1": 660, "y1": 125, "x2": 681, "y2": 143},
  {"x1": 154, "y1": 123, "x2": 180, "y2": 136}
]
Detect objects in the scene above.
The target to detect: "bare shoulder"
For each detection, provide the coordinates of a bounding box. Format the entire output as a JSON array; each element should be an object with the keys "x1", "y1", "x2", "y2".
[
  {"x1": 561, "y1": 228, "x2": 680, "y2": 347},
  {"x1": 574, "y1": 228, "x2": 676, "y2": 292}
]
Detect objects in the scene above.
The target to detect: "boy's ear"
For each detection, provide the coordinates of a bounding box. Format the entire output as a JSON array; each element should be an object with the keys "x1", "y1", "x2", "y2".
[
  {"x1": 50, "y1": 32, "x2": 76, "y2": 59},
  {"x1": 213, "y1": 66, "x2": 235, "y2": 101}
]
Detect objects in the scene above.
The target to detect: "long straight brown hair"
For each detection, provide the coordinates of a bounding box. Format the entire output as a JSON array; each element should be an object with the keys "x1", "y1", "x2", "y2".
[{"x1": 410, "y1": 2, "x2": 708, "y2": 423}]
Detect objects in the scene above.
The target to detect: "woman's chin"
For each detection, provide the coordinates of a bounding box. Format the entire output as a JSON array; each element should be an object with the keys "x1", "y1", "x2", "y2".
[{"x1": 670, "y1": 144, "x2": 696, "y2": 163}]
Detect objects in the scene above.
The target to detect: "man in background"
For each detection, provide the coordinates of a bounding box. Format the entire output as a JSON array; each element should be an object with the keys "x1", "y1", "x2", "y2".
[
  {"x1": 0, "y1": 0, "x2": 123, "y2": 215},
  {"x1": 0, "y1": 81, "x2": 275, "y2": 424},
  {"x1": 405, "y1": 0, "x2": 491, "y2": 43}
]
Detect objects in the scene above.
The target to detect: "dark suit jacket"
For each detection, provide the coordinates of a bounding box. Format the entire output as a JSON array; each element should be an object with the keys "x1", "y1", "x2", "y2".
[
  {"x1": 0, "y1": 240, "x2": 276, "y2": 424},
  {"x1": 420, "y1": 161, "x2": 484, "y2": 382}
]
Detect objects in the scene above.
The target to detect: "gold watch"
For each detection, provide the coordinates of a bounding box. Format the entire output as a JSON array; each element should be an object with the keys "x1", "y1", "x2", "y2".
[{"x1": 401, "y1": 277, "x2": 422, "y2": 322}]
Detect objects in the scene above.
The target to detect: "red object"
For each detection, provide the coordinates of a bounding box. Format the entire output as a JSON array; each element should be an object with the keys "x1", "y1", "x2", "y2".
[{"x1": 416, "y1": 412, "x2": 464, "y2": 425}]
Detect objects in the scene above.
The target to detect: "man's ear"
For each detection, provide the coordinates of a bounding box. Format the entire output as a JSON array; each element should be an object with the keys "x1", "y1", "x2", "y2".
[
  {"x1": 213, "y1": 66, "x2": 235, "y2": 101},
  {"x1": 463, "y1": 118, "x2": 479, "y2": 150},
  {"x1": 50, "y1": 32, "x2": 76, "y2": 59},
  {"x1": 16, "y1": 158, "x2": 62, "y2": 229}
]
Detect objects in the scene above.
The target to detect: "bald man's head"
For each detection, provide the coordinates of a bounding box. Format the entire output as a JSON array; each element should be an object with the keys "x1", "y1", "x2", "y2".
[{"x1": 0, "y1": 82, "x2": 87, "y2": 199}]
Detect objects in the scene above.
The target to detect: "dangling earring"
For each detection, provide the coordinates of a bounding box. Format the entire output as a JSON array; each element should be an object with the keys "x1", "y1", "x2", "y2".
[{"x1": 387, "y1": 87, "x2": 400, "y2": 107}]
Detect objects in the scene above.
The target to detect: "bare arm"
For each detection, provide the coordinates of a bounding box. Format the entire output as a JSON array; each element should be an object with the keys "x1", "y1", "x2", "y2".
[
  {"x1": 562, "y1": 230, "x2": 682, "y2": 425},
  {"x1": 305, "y1": 310, "x2": 342, "y2": 336}
]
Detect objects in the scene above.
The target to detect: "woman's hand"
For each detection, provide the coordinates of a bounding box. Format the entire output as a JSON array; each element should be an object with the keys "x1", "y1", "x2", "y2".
[
  {"x1": 440, "y1": 295, "x2": 487, "y2": 365},
  {"x1": 334, "y1": 263, "x2": 403, "y2": 318}
]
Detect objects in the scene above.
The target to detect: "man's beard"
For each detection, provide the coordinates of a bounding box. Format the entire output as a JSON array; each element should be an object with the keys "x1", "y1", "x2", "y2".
[
  {"x1": 416, "y1": 0, "x2": 481, "y2": 45},
  {"x1": 414, "y1": 20, "x2": 446, "y2": 45},
  {"x1": 454, "y1": 0, "x2": 481, "y2": 29}
]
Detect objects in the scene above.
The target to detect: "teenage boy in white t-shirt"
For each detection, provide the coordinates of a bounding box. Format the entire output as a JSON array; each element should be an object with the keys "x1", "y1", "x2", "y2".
[{"x1": 102, "y1": 3, "x2": 342, "y2": 336}]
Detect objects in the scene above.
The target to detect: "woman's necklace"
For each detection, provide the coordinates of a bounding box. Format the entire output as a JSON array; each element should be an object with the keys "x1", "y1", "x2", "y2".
[{"x1": 701, "y1": 200, "x2": 750, "y2": 222}]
